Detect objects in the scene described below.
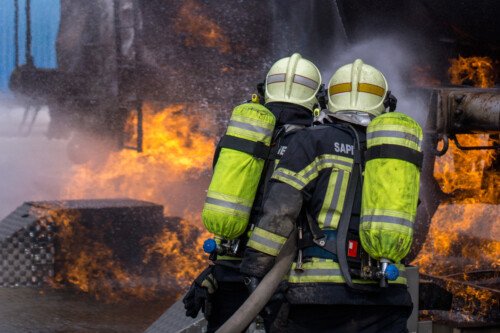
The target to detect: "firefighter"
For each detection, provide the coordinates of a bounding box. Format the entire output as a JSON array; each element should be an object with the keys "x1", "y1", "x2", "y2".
[
  {"x1": 183, "y1": 53, "x2": 322, "y2": 333},
  {"x1": 240, "y1": 59, "x2": 414, "y2": 333}
]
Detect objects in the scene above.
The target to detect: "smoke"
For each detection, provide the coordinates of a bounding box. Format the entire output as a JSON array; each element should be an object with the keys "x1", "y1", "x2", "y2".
[
  {"x1": 0, "y1": 99, "x2": 73, "y2": 220},
  {"x1": 321, "y1": 36, "x2": 429, "y2": 127}
]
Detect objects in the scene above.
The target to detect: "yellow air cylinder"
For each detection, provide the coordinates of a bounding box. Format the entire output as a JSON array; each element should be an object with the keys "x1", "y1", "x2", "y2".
[
  {"x1": 202, "y1": 103, "x2": 275, "y2": 240},
  {"x1": 360, "y1": 112, "x2": 423, "y2": 262}
]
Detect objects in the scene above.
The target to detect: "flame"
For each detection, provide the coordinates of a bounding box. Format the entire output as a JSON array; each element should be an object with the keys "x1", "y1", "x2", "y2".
[
  {"x1": 448, "y1": 56, "x2": 498, "y2": 88},
  {"x1": 50, "y1": 103, "x2": 217, "y2": 301},
  {"x1": 412, "y1": 134, "x2": 500, "y2": 315},
  {"x1": 174, "y1": 0, "x2": 231, "y2": 54}
]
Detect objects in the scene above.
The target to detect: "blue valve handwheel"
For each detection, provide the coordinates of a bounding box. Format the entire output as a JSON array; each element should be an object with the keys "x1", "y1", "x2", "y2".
[
  {"x1": 385, "y1": 264, "x2": 399, "y2": 281},
  {"x1": 203, "y1": 239, "x2": 217, "y2": 253}
]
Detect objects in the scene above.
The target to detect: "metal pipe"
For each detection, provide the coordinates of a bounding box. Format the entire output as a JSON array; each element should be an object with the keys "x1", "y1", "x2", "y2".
[
  {"x1": 14, "y1": 0, "x2": 19, "y2": 67},
  {"x1": 451, "y1": 92, "x2": 500, "y2": 134},
  {"x1": 25, "y1": 0, "x2": 32, "y2": 66}
]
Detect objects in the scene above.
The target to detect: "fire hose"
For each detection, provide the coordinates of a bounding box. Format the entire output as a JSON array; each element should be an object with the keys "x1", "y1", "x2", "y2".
[{"x1": 216, "y1": 228, "x2": 297, "y2": 333}]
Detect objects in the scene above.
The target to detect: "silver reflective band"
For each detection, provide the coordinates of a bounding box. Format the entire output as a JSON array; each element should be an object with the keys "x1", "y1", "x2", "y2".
[
  {"x1": 205, "y1": 197, "x2": 252, "y2": 214},
  {"x1": 273, "y1": 170, "x2": 306, "y2": 188},
  {"x1": 323, "y1": 169, "x2": 345, "y2": 228},
  {"x1": 302, "y1": 158, "x2": 353, "y2": 180},
  {"x1": 228, "y1": 120, "x2": 273, "y2": 137},
  {"x1": 249, "y1": 233, "x2": 283, "y2": 251},
  {"x1": 367, "y1": 130, "x2": 422, "y2": 147},
  {"x1": 289, "y1": 268, "x2": 342, "y2": 277},
  {"x1": 267, "y1": 73, "x2": 286, "y2": 84},
  {"x1": 293, "y1": 74, "x2": 319, "y2": 90},
  {"x1": 361, "y1": 215, "x2": 413, "y2": 228}
]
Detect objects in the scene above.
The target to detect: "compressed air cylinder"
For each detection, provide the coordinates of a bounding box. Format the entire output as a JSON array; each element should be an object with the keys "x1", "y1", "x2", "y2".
[
  {"x1": 202, "y1": 103, "x2": 275, "y2": 240},
  {"x1": 360, "y1": 112, "x2": 423, "y2": 262}
]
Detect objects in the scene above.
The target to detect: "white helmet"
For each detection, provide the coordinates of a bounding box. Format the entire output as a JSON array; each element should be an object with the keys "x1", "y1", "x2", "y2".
[
  {"x1": 265, "y1": 53, "x2": 321, "y2": 112},
  {"x1": 328, "y1": 59, "x2": 389, "y2": 118}
]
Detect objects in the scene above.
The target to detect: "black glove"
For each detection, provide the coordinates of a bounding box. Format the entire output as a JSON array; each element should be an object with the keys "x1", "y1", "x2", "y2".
[{"x1": 183, "y1": 266, "x2": 218, "y2": 318}]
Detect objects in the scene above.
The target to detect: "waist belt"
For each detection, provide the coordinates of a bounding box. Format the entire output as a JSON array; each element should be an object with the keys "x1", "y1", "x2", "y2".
[{"x1": 300, "y1": 230, "x2": 338, "y2": 260}]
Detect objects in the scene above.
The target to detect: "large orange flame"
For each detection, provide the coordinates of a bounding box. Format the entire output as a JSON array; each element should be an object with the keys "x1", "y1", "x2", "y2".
[
  {"x1": 412, "y1": 134, "x2": 500, "y2": 314},
  {"x1": 412, "y1": 56, "x2": 499, "y2": 318},
  {"x1": 448, "y1": 56, "x2": 498, "y2": 88},
  {"x1": 52, "y1": 103, "x2": 217, "y2": 301}
]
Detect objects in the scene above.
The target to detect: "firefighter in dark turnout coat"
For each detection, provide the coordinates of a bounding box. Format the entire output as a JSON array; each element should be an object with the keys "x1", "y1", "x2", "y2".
[
  {"x1": 240, "y1": 59, "x2": 413, "y2": 333},
  {"x1": 184, "y1": 53, "x2": 323, "y2": 333}
]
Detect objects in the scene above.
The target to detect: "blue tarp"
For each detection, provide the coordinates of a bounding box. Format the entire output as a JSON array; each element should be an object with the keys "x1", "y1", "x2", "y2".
[{"x1": 0, "y1": 0, "x2": 60, "y2": 93}]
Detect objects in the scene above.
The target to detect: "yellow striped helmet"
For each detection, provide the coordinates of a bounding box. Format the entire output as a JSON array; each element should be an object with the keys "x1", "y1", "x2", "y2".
[
  {"x1": 265, "y1": 53, "x2": 321, "y2": 112},
  {"x1": 327, "y1": 59, "x2": 388, "y2": 117}
]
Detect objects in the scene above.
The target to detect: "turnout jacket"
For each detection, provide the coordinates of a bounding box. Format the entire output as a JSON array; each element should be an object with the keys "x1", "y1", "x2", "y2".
[{"x1": 240, "y1": 117, "x2": 412, "y2": 306}]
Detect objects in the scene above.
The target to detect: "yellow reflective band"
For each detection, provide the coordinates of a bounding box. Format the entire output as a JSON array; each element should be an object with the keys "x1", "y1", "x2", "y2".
[
  {"x1": 272, "y1": 168, "x2": 307, "y2": 191},
  {"x1": 231, "y1": 114, "x2": 275, "y2": 131},
  {"x1": 204, "y1": 191, "x2": 253, "y2": 219},
  {"x1": 367, "y1": 124, "x2": 423, "y2": 151},
  {"x1": 361, "y1": 214, "x2": 414, "y2": 229},
  {"x1": 318, "y1": 169, "x2": 349, "y2": 229},
  {"x1": 247, "y1": 227, "x2": 287, "y2": 257},
  {"x1": 358, "y1": 83, "x2": 385, "y2": 97},
  {"x1": 362, "y1": 208, "x2": 414, "y2": 222},
  {"x1": 299, "y1": 154, "x2": 353, "y2": 184},
  {"x1": 329, "y1": 83, "x2": 352, "y2": 96},
  {"x1": 360, "y1": 221, "x2": 414, "y2": 236},
  {"x1": 285, "y1": 259, "x2": 407, "y2": 285},
  {"x1": 226, "y1": 114, "x2": 275, "y2": 143}
]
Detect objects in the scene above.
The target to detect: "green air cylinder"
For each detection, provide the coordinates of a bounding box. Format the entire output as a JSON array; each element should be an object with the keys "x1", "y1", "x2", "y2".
[
  {"x1": 202, "y1": 103, "x2": 275, "y2": 240},
  {"x1": 360, "y1": 112, "x2": 423, "y2": 262}
]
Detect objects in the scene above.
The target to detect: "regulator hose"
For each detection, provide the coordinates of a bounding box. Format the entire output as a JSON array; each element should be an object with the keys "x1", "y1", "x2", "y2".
[{"x1": 216, "y1": 229, "x2": 297, "y2": 333}]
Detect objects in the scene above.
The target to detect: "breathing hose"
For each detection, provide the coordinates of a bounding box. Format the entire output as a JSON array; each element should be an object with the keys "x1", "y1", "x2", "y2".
[{"x1": 215, "y1": 229, "x2": 297, "y2": 333}]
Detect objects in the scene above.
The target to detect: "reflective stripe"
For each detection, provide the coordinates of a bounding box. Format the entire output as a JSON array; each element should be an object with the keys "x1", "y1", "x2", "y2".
[
  {"x1": 247, "y1": 227, "x2": 287, "y2": 256},
  {"x1": 272, "y1": 168, "x2": 307, "y2": 191},
  {"x1": 320, "y1": 169, "x2": 348, "y2": 229},
  {"x1": 267, "y1": 73, "x2": 286, "y2": 84},
  {"x1": 301, "y1": 155, "x2": 353, "y2": 181},
  {"x1": 361, "y1": 214, "x2": 413, "y2": 229},
  {"x1": 286, "y1": 259, "x2": 407, "y2": 285},
  {"x1": 293, "y1": 74, "x2": 319, "y2": 90},
  {"x1": 228, "y1": 120, "x2": 274, "y2": 138},
  {"x1": 205, "y1": 191, "x2": 253, "y2": 218},
  {"x1": 358, "y1": 83, "x2": 385, "y2": 97},
  {"x1": 329, "y1": 83, "x2": 352, "y2": 95},
  {"x1": 367, "y1": 130, "x2": 422, "y2": 148},
  {"x1": 205, "y1": 197, "x2": 252, "y2": 215}
]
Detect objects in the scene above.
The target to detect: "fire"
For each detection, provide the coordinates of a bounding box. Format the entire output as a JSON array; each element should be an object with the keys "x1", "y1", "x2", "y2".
[
  {"x1": 174, "y1": 0, "x2": 231, "y2": 54},
  {"x1": 448, "y1": 56, "x2": 498, "y2": 88},
  {"x1": 412, "y1": 134, "x2": 499, "y2": 314},
  {"x1": 51, "y1": 103, "x2": 218, "y2": 301},
  {"x1": 61, "y1": 104, "x2": 215, "y2": 216}
]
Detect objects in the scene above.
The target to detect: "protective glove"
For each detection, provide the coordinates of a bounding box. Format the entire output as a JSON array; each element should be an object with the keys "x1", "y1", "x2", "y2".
[{"x1": 183, "y1": 266, "x2": 218, "y2": 318}]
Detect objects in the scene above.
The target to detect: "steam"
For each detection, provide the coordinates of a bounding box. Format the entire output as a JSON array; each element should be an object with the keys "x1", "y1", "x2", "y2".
[
  {"x1": 322, "y1": 37, "x2": 429, "y2": 126},
  {"x1": 0, "y1": 102, "x2": 67, "y2": 219}
]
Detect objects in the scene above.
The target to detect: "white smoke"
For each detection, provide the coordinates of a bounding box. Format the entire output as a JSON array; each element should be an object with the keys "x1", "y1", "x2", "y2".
[
  {"x1": 0, "y1": 99, "x2": 73, "y2": 220},
  {"x1": 321, "y1": 37, "x2": 429, "y2": 127}
]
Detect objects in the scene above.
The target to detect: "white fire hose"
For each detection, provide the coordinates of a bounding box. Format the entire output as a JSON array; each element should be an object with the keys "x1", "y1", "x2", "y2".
[{"x1": 216, "y1": 229, "x2": 297, "y2": 333}]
